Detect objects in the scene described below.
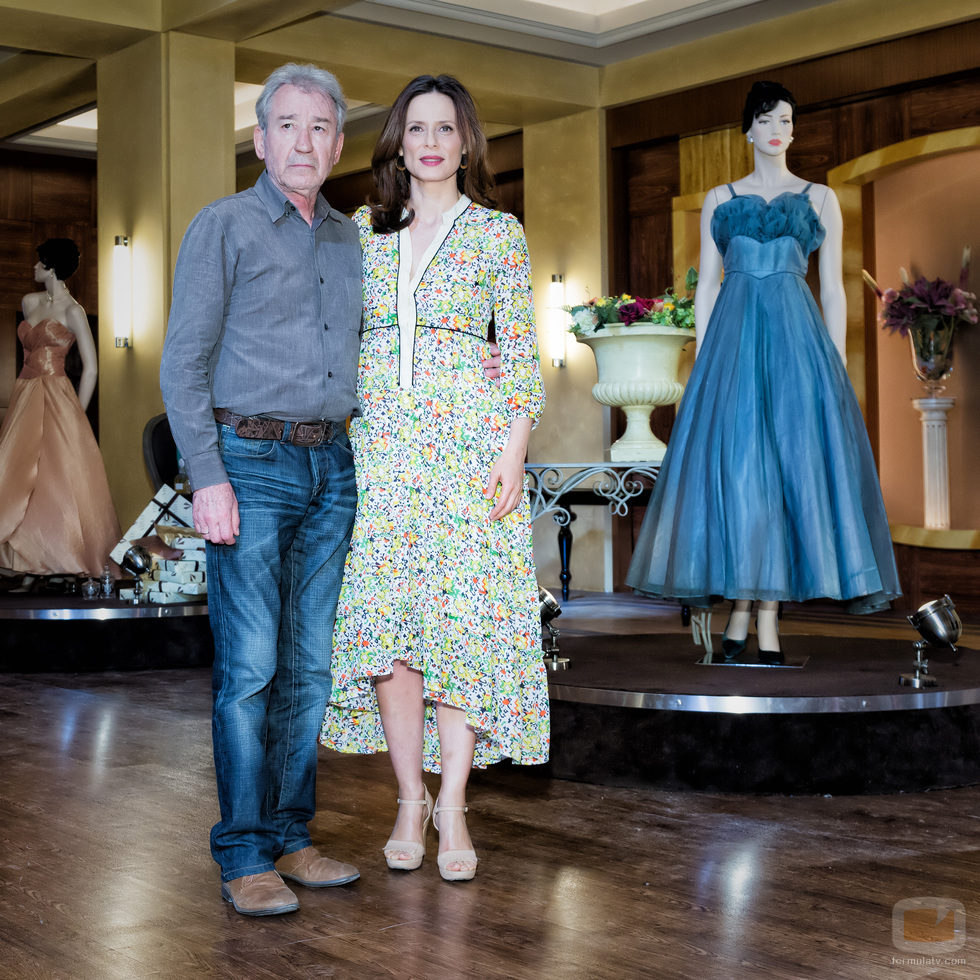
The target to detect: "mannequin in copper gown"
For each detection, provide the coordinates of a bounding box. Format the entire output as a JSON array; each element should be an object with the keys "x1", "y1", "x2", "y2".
[{"x1": 0, "y1": 238, "x2": 121, "y2": 576}]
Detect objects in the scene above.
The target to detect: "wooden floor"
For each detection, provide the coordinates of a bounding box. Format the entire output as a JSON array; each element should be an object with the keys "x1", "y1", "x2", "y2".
[{"x1": 2, "y1": 594, "x2": 980, "y2": 979}]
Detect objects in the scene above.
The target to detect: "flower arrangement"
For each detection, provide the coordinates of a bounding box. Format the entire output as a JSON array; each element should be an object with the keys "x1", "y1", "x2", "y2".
[
  {"x1": 566, "y1": 267, "x2": 697, "y2": 335},
  {"x1": 862, "y1": 249, "x2": 976, "y2": 389}
]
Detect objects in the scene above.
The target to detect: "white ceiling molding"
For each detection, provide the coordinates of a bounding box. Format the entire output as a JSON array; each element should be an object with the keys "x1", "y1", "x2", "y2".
[
  {"x1": 332, "y1": 0, "x2": 837, "y2": 65},
  {"x1": 346, "y1": 0, "x2": 767, "y2": 45}
]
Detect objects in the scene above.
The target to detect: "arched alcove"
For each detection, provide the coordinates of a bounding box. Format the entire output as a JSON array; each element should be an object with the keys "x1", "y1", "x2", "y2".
[{"x1": 829, "y1": 128, "x2": 980, "y2": 537}]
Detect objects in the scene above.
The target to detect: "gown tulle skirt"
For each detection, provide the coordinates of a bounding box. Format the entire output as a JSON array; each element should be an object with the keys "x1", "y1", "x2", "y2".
[
  {"x1": 0, "y1": 318, "x2": 121, "y2": 577},
  {"x1": 626, "y1": 232, "x2": 900, "y2": 606}
]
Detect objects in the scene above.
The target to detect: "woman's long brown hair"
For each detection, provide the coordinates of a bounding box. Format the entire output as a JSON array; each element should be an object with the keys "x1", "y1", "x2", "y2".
[{"x1": 368, "y1": 74, "x2": 497, "y2": 234}]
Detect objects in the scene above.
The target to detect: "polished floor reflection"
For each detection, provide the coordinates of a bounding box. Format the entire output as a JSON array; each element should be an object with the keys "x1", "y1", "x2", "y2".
[{"x1": 2, "y1": 595, "x2": 980, "y2": 978}]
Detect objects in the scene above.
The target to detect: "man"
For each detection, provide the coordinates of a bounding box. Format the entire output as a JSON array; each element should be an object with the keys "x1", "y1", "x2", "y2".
[{"x1": 160, "y1": 63, "x2": 362, "y2": 916}]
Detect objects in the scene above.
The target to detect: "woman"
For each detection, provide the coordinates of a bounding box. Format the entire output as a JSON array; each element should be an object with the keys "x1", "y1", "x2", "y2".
[
  {"x1": 626, "y1": 81, "x2": 900, "y2": 661},
  {"x1": 0, "y1": 239, "x2": 120, "y2": 577},
  {"x1": 321, "y1": 75, "x2": 548, "y2": 880}
]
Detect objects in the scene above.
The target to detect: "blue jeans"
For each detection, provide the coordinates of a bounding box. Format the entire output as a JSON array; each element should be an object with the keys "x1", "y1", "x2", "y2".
[{"x1": 207, "y1": 423, "x2": 356, "y2": 881}]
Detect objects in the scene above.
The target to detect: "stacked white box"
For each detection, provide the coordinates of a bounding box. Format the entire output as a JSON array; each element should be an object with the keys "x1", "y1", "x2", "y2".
[{"x1": 111, "y1": 488, "x2": 206, "y2": 603}]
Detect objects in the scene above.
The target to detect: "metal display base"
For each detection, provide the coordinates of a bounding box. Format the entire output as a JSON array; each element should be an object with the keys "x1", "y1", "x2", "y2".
[{"x1": 697, "y1": 653, "x2": 810, "y2": 669}]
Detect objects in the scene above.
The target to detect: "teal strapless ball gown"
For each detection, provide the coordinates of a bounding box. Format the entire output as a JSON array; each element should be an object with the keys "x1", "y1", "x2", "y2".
[{"x1": 626, "y1": 184, "x2": 900, "y2": 605}]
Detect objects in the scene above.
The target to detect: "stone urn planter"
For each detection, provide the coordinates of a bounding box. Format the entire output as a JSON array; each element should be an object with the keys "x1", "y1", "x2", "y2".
[{"x1": 576, "y1": 323, "x2": 695, "y2": 462}]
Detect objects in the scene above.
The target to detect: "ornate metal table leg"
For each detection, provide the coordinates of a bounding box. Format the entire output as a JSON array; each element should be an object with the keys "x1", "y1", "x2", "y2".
[{"x1": 557, "y1": 507, "x2": 576, "y2": 601}]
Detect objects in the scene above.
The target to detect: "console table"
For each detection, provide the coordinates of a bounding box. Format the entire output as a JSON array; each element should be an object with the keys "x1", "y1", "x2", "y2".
[{"x1": 525, "y1": 462, "x2": 660, "y2": 600}]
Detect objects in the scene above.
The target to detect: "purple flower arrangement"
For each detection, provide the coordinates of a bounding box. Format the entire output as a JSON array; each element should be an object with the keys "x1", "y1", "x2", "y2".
[
  {"x1": 863, "y1": 248, "x2": 976, "y2": 390},
  {"x1": 863, "y1": 248, "x2": 976, "y2": 337}
]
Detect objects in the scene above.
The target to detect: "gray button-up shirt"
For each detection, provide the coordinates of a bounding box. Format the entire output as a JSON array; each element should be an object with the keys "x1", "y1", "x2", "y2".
[{"x1": 160, "y1": 171, "x2": 362, "y2": 491}]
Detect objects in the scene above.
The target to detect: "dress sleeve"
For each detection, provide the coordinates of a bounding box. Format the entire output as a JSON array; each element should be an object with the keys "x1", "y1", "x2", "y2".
[{"x1": 490, "y1": 213, "x2": 545, "y2": 427}]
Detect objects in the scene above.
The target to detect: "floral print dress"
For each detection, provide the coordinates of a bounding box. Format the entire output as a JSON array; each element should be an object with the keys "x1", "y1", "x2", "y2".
[{"x1": 320, "y1": 196, "x2": 549, "y2": 772}]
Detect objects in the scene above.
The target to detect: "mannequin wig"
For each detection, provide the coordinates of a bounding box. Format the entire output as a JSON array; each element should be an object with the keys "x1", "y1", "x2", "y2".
[
  {"x1": 742, "y1": 81, "x2": 797, "y2": 132},
  {"x1": 36, "y1": 238, "x2": 80, "y2": 281}
]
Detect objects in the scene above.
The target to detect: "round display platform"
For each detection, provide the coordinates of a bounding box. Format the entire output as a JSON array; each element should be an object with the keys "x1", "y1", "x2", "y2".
[
  {"x1": 0, "y1": 594, "x2": 213, "y2": 671},
  {"x1": 542, "y1": 632, "x2": 980, "y2": 795}
]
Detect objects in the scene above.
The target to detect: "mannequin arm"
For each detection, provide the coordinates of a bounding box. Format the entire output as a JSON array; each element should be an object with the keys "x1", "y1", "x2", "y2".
[
  {"x1": 817, "y1": 187, "x2": 847, "y2": 364},
  {"x1": 694, "y1": 187, "x2": 723, "y2": 357},
  {"x1": 64, "y1": 302, "x2": 98, "y2": 410}
]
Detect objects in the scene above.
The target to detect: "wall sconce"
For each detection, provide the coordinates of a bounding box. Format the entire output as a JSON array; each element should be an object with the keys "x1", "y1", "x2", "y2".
[
  {"x1": 113, "y1": 235, "x2": 132, "y2": 348},
  {"x1": 547, "y1": 273, "x2": 567, "y2": 368}
]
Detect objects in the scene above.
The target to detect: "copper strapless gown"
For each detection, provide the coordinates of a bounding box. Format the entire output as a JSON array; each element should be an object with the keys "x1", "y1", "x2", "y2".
[{"x1": 0, "y1": 318, "x2": 121, "y2": 576}]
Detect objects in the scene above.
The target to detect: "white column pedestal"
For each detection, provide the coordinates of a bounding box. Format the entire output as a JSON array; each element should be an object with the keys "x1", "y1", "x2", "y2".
[{"x1": 912, "y1": 396, "x2": 955, "y2": 530}]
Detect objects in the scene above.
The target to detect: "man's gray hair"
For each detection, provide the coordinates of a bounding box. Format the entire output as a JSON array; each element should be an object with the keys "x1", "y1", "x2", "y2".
[{"x1": 255, "y1": 63, "x2": 347, "y2": 132}]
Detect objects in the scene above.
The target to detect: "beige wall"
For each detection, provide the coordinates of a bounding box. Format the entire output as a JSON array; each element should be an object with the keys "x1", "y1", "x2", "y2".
[
  {"x1": 96, "y1": 32, "x2": 235, "y2": 527},
  {"x1": 523, "y1": 110, "x2": 614, "y2": 592},
  {"x1": 874, "y1": 149, "x2": 980, "y2": 530}
]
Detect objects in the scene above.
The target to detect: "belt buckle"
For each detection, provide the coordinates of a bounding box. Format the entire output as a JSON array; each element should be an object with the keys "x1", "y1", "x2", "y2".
[{"x1": 290, "y1": 421, "x2": 330, "y2": 446}]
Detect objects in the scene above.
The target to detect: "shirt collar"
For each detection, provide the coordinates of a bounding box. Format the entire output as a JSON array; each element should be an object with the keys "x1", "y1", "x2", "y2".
[{"x1": 254, "y1": 170, "x2": 340, "y2": 225}]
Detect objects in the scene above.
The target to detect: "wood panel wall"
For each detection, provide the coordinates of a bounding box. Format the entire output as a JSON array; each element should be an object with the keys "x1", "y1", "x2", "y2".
[{"x1": 608, "y1": 20, "x2": 980, "y2": 297}]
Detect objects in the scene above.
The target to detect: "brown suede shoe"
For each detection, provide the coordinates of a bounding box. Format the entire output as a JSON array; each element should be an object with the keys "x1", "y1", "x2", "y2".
[
  {"x1": 221, "y1": 870, "x2": 299, "y2": 916},
  {"x1": 275, "y1": 846, "x2": 360, "y2": 888}
]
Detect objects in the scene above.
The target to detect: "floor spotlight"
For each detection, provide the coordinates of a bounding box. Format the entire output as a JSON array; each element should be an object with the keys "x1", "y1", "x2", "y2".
[
  {"x1": 121, "y1": 544, "x2": 153, "y2": 604},
  {"x1": 901, "y1": 594, "x2": 962, "y2": 688},
  {"x1": 539, "y1": 586, "x2": 569, "y2": 671}
]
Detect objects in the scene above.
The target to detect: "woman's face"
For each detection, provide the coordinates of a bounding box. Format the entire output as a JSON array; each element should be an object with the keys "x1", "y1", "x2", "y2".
[
  {"x1": 748, "y1": 99, "x2": 794, "y2": 155},
  {"x1": 400, "y1": 91, "x2": 464, "y2": 188}
]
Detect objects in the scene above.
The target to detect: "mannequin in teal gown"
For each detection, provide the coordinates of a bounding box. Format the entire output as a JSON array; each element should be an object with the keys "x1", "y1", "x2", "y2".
[{"x1": 626, "y1": 82, "x2": 900, "y2": 660}]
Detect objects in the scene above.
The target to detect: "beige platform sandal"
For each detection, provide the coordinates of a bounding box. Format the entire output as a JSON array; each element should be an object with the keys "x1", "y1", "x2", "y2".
[
  {"x1": 383, "y1": 787, "x2": 433, "y2": 871},
  {"x1": 433, "y1": 801, "x2": 478, "y2": 881}
]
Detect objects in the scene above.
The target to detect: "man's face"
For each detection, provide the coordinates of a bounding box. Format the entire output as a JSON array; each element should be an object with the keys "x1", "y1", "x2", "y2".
[{"x1": 254, "y1": 83, "x2": 344, "y2": 201}]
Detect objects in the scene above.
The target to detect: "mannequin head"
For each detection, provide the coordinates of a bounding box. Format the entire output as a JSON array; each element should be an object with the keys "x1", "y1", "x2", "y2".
[
  {"x1": 36, "y1": 238, "x2": 80, "y2": 282},
  {"x1": 742, "y1": 81, "x2": 797, "y2": 133}
]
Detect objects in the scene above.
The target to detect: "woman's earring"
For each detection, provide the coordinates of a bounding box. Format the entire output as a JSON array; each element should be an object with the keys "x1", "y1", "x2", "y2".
[
  {"x1": 787, "y1": 136, "x2": 794, "y2": 143},
  {"x1": 747, "y1": 135, "x2": 754, "y2": 144},
  {"x1": 459, "y1": 153, "x2": 468, "y2": 171},
  {"x1": 396, "y1": 155, "x2": 406, "y2": 172}
]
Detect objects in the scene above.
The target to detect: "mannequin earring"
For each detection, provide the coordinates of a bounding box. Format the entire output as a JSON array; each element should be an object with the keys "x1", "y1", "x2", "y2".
[
  {"x1": 396, "y1": 155, "x2": 406, "y2": 172},
  {"x1": 459, "y1": 153, "x2": 468, "y2": 171},
  {"x1": 747, "y1": 135, "x2": 755, "y2": 144}
]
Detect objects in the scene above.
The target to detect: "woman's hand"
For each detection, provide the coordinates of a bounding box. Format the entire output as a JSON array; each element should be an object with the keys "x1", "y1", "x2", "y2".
[
  {"x1": 485, "y1": 418, "x2": 532, "y2": 521},
  {"x1": 485, "y1": 448, "x2": 525, "y2": 520}
]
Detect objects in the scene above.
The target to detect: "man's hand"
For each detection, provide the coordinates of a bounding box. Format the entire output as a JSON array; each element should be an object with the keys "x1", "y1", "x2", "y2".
[
  {"x1": 481, "y1": 342, "x2": 501, "y2": 381},
  {"x1": 193, "y1": 482, "x2": 240, "y2": 544}
]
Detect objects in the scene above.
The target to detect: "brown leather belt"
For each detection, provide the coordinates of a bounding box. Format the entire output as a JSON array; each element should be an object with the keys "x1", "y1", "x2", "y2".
[{"x1": 214, "y1": 408, "x2": 336, "y2": 447}]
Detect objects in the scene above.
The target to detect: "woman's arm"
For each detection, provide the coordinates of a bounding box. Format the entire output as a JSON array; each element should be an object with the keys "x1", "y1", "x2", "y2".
[
  {"x1": 64, "y1": 301, "x2": 98, "y2": 410},
  {"x1": 816, "y1": 186, "x2": 847, "y2": 364},
  {"x1": 491, "y1": 213, "x2": 545, "y2": 427},
  {"x1": 485, "y1": 213, "x2": 542, "y2": 520},
  {"x1": 694, "y1": 187, "x2": 723, "y2": 357}
]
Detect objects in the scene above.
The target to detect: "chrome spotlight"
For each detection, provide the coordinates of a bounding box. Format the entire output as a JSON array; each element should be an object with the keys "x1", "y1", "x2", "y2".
[
  {"x1": 539, "y1": 586, "x2": 568, "y2": 671},
  {"x1": 900, "y1": 594, "x2": 963, "y2": 688},
  {"x1": 121, "y1": 544, "x2": 153, "y2": 604}
]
